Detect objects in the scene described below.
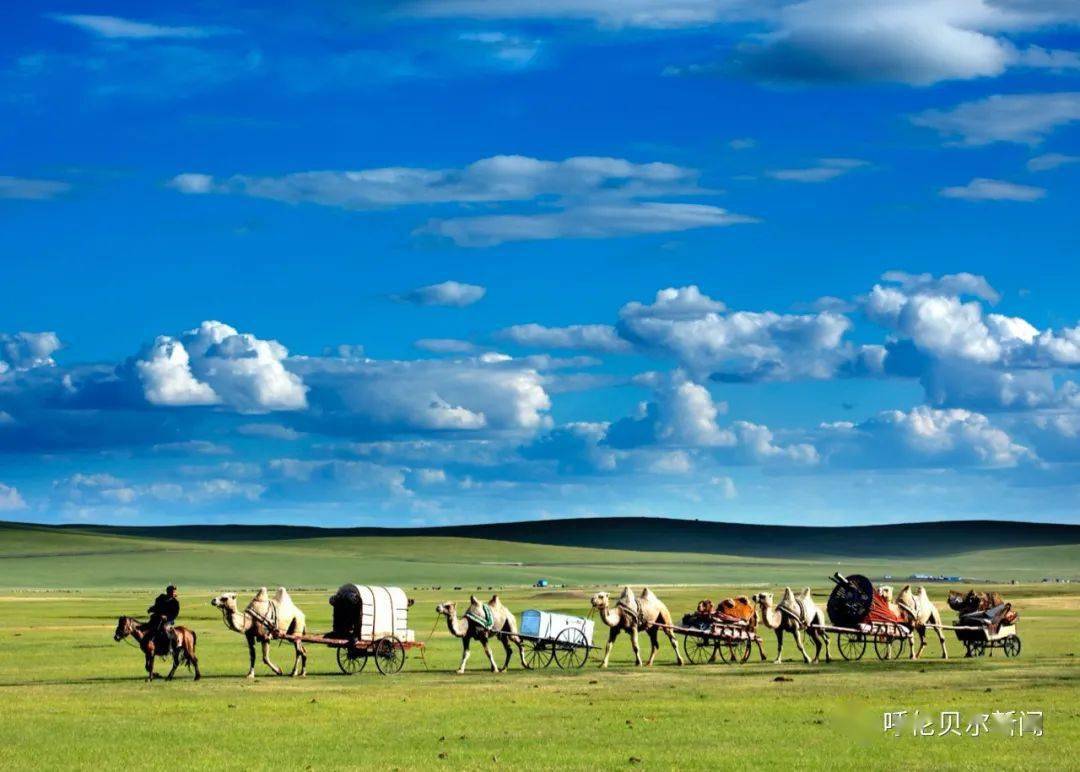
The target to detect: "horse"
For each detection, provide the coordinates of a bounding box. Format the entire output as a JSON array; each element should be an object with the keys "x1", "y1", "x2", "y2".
[{"x1": 114, "y1": 616, "x2": 201, "y2": 681}]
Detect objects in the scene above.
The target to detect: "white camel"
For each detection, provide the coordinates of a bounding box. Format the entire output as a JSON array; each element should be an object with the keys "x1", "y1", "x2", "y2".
[
  {"x1": 211, "y1": 587, "x2": 308, "y2": 678},
  {"x1": 590, "y1": 587, "x2": 684, "y2": 668},
  {"x1": 896, "y1": 585, "x2": 948, "y2": 659},
  {"x1": 435, "y1": 595, "x2": 526, "y2": 674},
  {"x1": 753, "y1": 587, "x2": 830, "y2": 664}
]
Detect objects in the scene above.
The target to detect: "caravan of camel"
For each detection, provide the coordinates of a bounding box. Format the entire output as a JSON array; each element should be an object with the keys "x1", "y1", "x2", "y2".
[{"x1": 114, "y1": 576, "x2": 1021, "y2": 681}]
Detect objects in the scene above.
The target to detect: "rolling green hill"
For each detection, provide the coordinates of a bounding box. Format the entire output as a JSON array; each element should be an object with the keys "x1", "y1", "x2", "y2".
[{"x1": 1, "y1": 517, "x2": 1077, "y2": 589}]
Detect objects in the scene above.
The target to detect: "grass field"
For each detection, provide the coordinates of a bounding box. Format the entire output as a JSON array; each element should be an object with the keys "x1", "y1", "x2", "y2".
[{"x1": 0, "y1": 521, "x2": 1077, "y2": 770}]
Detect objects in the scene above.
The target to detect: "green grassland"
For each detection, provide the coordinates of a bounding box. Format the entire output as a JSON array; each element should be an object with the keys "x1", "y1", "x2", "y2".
[
  {"x1": 2, "y1": 518, "x2": 1078, "y2": 589},
  {"x1": 0, "y1": 520, "x2": 1077, "y2": 770}
]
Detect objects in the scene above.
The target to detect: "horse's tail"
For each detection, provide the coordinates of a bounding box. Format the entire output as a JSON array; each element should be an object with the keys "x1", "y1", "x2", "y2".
[{"x1": 182, "y1": 629, "x2": 197, "y2": 669}]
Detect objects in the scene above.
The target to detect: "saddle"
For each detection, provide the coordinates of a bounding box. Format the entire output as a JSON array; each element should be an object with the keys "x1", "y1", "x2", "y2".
[{"x1": 465, "y1": 605, "x2": 495, "y2": 631}]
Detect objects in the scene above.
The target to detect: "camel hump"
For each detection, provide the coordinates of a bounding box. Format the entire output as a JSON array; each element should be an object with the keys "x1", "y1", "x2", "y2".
[
  {"x1": 781, "y1": 587, "x2": 795, "y2": 601},
  {"x1": 489, "y1": 594, "x2": 501, "y2": 606},
  {"x1": 469, "y1": 594, "x2": 479, "y2": 604},
  {"x1": 274, "y1": 587, "x2": 291, "y2": 604},
  {"x1": 640, "y1": 587, "x2": 657, "y2": 601},
  {"x1": 254, "y1": 587, "x2": 269, "y2": 601}
]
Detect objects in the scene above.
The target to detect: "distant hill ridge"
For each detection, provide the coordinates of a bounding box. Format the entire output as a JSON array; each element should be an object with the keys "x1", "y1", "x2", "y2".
[{"x1": 3, "y1": 517, "x2": 1078, "y2": 560}]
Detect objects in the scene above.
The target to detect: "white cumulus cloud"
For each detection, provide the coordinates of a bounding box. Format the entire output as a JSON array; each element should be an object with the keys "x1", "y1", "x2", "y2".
[{"x1": 132, "y1": 321, "x2": 307, "y2": 412}]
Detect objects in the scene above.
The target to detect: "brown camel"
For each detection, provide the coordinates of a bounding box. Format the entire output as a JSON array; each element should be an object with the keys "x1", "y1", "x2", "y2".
[
  {"x1": 114, "y1": 615, "x2": 201, "y2": 681},
  {"x1": 590, "y1": 587, "x2": 684, "y2": 668},
  {"x1": 435, "y1": 595, "x2": 526, "y2": 674},
  {"x1": 753, "y1": 588, "x2": 830, "y2": 664}
]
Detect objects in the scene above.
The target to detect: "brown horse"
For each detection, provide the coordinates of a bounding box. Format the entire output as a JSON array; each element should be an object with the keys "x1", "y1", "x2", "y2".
[{"x1": 114, "y1": 616, "x2": 201, "y2": 681}]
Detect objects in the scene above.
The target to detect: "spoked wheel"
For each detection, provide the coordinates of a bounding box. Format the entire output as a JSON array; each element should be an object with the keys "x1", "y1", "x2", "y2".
[
  {"x1": 337, "y1": 644, "x2": 367, "y2": 675},
  {"x1": 1002, "y1": 635, "x2": 1021, "y2": 658},
  {"x1": 873, "y1": 634, "x2": 904, "y2": 661},
  {"x1": 719, "y1": 638, "x2": 752, "y2": 664},
  {"x1": 553, "y1": 627, "x2": 589, "y2": 669},
  {"x1": 523, "y1": 639, "x2": 553, "y2": 670},
  {"x1": 373, "y1": 636, "x2": 406, "y2": 675},
  {"x1": 966, "y1": 640, "x2": 987, "y2": 658},
  {"x1": 838, "y1": 633, "x2": 867, "y2": 661},
  {"x1": 684, "y1": 633, "x2": 716, "y2": 665}
]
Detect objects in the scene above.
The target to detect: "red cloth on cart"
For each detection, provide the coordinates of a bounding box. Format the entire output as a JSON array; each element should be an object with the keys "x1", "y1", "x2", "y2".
[{"x1": 864, "y1": 592, "x2": 905, "y2": 625}]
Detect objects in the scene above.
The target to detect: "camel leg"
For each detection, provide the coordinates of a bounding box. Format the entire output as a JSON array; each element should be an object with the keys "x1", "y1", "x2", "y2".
[
  {"x1": 296, "y1": 641, "x2": 308, "y2": 676},
  {"x1": 913, "y1": 630, "x2": 927, "y2": 660},
  {"x1": 481, "y1": 638, "x2": 499, "y2": 672},
  {"x1": 755, "y1": 638, "x2": 768, "y2": 662},
  {"x1": 499, "y1": 636, "x2": 513, "y2": 672},
  {"x1": 246, "y1": 634, "x2": 257, "y2": 678},
  {"x1": 935, "y1": 624, "x2": 949, "y2": 660},
  {"x1": 262, "y1": 639, "x2": 283, "y2": 675},
  {"x1": 819, "y1": 624, "x2": 831, "y2": 663},
  {"x1": 630, "y1": 628, "x2": 643, "y2": 667},
  {"x1": 773, "y1": 629, "x2": 784, "y2": 665},
  {"x1": 457, "y1": 637, "x2": 471, "y2": 674},
  {"x1": 793, "y1": 628, "x2": 811, "y2": 664},
  {"x1": 665, "y1": 627, "x2": 684, "y2": 666},
  {"x1": 599, "y1": 628, "x2": 619, "y2": 668},
  {"x1": 644, "y1": 628, "x2": 660, "y2": 667}
]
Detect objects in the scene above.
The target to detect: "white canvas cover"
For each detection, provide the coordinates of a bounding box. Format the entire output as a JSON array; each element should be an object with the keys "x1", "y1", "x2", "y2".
[
  {"x1": 520, "y1": 609, "x2": 594, "y2": 646},
  {"x1": 333, "y1": 584, "x2": 410, "y2": 641}
]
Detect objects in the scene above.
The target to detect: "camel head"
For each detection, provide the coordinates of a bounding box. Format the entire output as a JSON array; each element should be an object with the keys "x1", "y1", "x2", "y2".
[
  {"x1": 879, "y1": 585, "x2": 894, "y2": 603},
  {"x1": 752, "y1": 591, "x2": 774, "y2": 611},
  {"x1": 590, "y1": 591, "x2": 611, "y2": 611},
  {"x1": 211, "y1": 592, "x2": 239, "y2": 613},
  {"x1": 435, "y1": 601, "x2": 456, "y2": 618}
]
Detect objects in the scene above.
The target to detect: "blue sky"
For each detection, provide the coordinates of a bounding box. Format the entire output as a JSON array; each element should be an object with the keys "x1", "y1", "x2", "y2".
[{"x1": 2, "y1": 1, "x2": 1079, "y2": 526}]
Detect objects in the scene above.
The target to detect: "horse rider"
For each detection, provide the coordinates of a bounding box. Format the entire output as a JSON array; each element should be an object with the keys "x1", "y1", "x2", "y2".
[{"x1": 148, "y1": 584, "x2": 180, "y2": 649}]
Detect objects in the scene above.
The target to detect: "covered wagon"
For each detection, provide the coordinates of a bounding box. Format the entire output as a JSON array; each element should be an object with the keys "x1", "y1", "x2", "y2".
[{"x1": 325, "y1": 584, "x2": 421, "y2": 674}]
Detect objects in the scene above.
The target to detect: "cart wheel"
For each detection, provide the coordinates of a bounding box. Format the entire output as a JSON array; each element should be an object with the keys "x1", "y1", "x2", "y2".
[
  {"x1": 838, "y1": 633, "x2": 866, "y2": 661},
  {"x1": 968, "y1": 640, "x2": 987, "y2": 657},
  {"x1": 337, "y1": 645, "x2": 367, "y2": 675},
  {"x1": 373, "y1": 636, "x2": 406, "y2": 675},
  {"x1": 721, "y1": 638, "x2": 752, "y2": 664},
  {"x1": 684, "y1": 633, "x2": 716, "y2": 665},
  {"x1": 553, "y1": 627, "x2": 589, "y2": 669},
  {"x1": 523, "y1": 639, "x2": 553, "y2": 670},
  {"x1": 873, "y1": 634, "x2": 903, "y2": 661},
  {"x1": 1002, "y1": 635, "x2": 1021, "y2": 658}
]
